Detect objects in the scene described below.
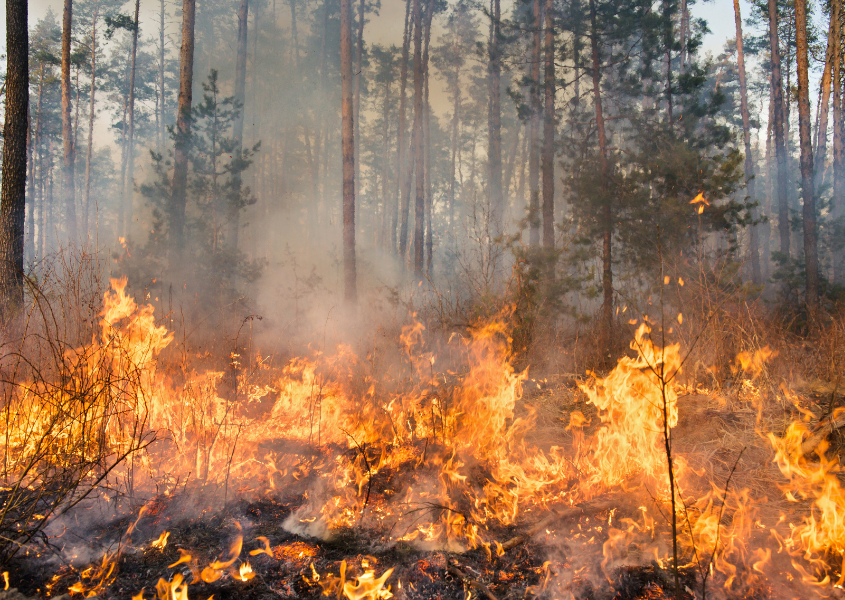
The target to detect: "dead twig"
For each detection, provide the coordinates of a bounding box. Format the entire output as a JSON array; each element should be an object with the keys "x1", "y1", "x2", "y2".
[{"x1": 447, "y1": 563, "x2": 498, "y2": 600}]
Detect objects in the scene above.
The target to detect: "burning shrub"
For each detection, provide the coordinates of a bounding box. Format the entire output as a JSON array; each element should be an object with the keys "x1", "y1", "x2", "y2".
[{"x1": 0, "y1": 277, "x2": 167, "y2": 565}]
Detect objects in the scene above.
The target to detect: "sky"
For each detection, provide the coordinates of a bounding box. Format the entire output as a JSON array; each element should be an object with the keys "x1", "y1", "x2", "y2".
[
  {"x1": 13, "y1": 0, "x2": 749, "y2": 65},
  {"x1": 0, "y1": 0, "x2": 823, "y2": 150}
]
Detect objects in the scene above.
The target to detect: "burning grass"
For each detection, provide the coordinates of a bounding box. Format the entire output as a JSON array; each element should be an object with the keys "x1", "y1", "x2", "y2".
[{"x1": 3, "y1": 278, "x2": 845, "y2": 599}]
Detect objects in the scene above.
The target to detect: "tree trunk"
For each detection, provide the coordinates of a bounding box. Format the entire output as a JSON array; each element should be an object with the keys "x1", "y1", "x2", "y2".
[
  {"x1": 764, "y1": 81, "x2": 775, "y2": 279},
  {"x1": 834, "y1": 0, "x2": 844, "y2": 284},
  {"x1": 590, "y1": 0, "x2": 612, "y2": 356},
  {"x1": 170, "y1": 0, "x2": 196, "y2": 260},
  {"x1": 423, "y1": 0, "x2": 433, "y2": 275},
  {"x1": 815, "y1": 8, "x2": 835, "y2": 187},
  {"x1": 542, "y1": 0, "x2": 554, "y2": 249},
  {"x1": 795, "y1": 0, "x2": 819, "y2": 318},
  {"x1": 83, "y1": 5, "x2": 99, "y2": 238},
  {"x1": 229, "y1": 0, "x2": 249, "y2": 251},
  {"x1": 159, "y1": 0, "x2": 166, "y2": 151},
  {"x1": 124, "y1": 0, "x2": 141, "y2": 241},
  {"x1": 528, "y1": 0, "x2": 541, "y2": 247},
  {"x1": 517, "y1": 124, "x2": 527, "y2": 211},
  {"x1": 488, "y1": 0, "x2": 503, "y2": 243},
  {"x1": 397, "y1": 0, "x2": 413, "y2": 256},
  {"x1": 411, "y1": 0, "x2": 424, "y2": 278},
  {"x1": 313, "y1": 0, "x2": 329, "y2": 227},
  {"x1": 118, "y1": 92, "x2": 128, "y2": 236},
  {"x1": 733, "y1": 0, "x2": 759, "y2": 284},
  {"x1": 341, "y1": 0, "x2": 357, "y2": 302},
  {"x1": 663, "y1": 0, "x2": 673, "y2": 124},
  {"x1": 61, "y1": 0, "x2": 77, "y2": 242},
  {"x1": 379, "y1": 77, "x2": 392, "y2": 249},
  {"x1": 354, "y1": 0, "x2": 364, "y2": 217},
  {"x1": 0, "y1": 0, "x2": 28, "y2": 318},
  {"x1": 38, "y1": 131, "x2": 46, "y2": 257},
  {"x1": 504, "y1": 123, "x2": 519, "y2": 200},
  {"x1": 27, "y1": 66, "x2": 44, "y2": 262},
  {"x1": 769, "y1": 0, "x2": 790, "y2": 259},
  {"x1": 448, "y1": 54, "x2": 460, "y2": 241},
  {"x1": 680, "y1": 0, "x2": 688, "y2": 70}
]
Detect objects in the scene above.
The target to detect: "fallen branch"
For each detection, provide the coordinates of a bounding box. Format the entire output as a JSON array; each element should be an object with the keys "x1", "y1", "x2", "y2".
[
  {"x1": 800, "y1": 409, "x2": 845, "y2": 458},
  {"x1": 447, "y1": 563, "x2": 498, "y2": 600},
  {"x1": 501, "y1": 494, "x2": 619, "y2": 552}
]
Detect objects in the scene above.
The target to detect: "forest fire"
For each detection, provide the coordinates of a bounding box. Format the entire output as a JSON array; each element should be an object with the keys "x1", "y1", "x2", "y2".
[
  {"x1": 0, "y1": 0, "x2": 842, "y2": 591},
  {"x1": 1, "y1": 278, "x2": 844, "y2": 600}
]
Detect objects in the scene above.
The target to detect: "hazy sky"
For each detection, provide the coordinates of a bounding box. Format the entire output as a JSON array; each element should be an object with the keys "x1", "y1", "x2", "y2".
[
  {"x1": 1, "y1": 0, "x2": 825, "y2": 147},
  {"x1": 13, "y1": 0, "x2": 750, "y2": 62}
]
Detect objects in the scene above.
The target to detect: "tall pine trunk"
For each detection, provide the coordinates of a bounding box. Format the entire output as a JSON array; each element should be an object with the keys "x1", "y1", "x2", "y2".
[
  {"x1": 27, "y1": 66, "x2": 45, "y2": 261},
  {"x1": 834, "y1": 0, "x2": 845, "y2": 284},
  {"x1": 170, "y1": 0, "x2": 196, "y2": 260},
  {"x1": 396, "y1": 0, "x2": 412, "y2": 254},
  {"x1": 341, "y1": 0, "x2": 357, "y2": 302},
  {"x1": 84, "y1": 4, "x2": 99, "y2": 237},
  {"x1": 379, "y1": 77, "x2": 392, "y2": 249},
  {"x1": 795, "y1": 0, "x2": 819, "y2": 318},
  {"x1": 423, "y1": 0, "x2": 433, "y2": 274},
  {"x1": 124, "y1": 0, "x2": 140, "y2": 240},
  {"x1": 488, "y1": 0, "x2": 503, "y2": 242},
  {"x1": 589, "y1": 0, "x2": 612, "y2": 355},
  {"x1": 411, "y1": 0, "x2": 424, "y2": 277},
  {"x1": 61, "y1": 0, "x2": 77, "y2": 241},
  {"x1": 815, "y1": 8, "x2": 835, "y2": 189},
  {"x1": 354, "y1": 0, "x2": 365, "y2": 215},
  {"x1": 158, "y1": 0, "x2": 166, "y2": 150},
  {"x1": 528, "y1": 0, "x2": 541, "y2": 247},
  {"x1": 229, "y1": 0, "x2": 249, "y2": 251},
  {"x1": 541, "y1": 0, "x2": 554, "y2": 248},
  {"x1": 448, "y1": 56, "x2": 460, "y2": 241},
  {"x1": 769, "y1": 0, "x2": 790, "y2": 259},
  {"x1": 0, "y1": 0, "x2": 28, "y2": 317},
  {"x1": 733, "y1": 0, "x2": 759, "y2": 284}
]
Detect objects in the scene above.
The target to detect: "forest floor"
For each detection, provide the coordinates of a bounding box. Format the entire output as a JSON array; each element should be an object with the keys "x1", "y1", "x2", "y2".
[{"x1": 3, "y1": 367, "x2": 841, "y2": 600}]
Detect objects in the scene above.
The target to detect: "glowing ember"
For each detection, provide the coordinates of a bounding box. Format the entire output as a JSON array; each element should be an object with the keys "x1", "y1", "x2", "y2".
[{"x1": 235, "y1": 562, "x2": 255, "y2": 582}]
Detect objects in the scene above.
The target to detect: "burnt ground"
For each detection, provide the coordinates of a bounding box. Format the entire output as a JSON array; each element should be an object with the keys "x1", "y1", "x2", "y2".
[
  {"x1": 2, "y1": 377, "x2": 829, "y2": 600},
  {"x1": 5, "y1": 486, "x2": 699, "y2": 600}
]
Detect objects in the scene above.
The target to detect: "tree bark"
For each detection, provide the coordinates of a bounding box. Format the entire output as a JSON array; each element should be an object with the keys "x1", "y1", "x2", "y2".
[
  {"x1": 795, "y1": 0, "x2": 819, "y2": 318},
  {"x1": 396, "y1": 0, "x2": 412, "y2": 254},
  {"x1": 341, "y1": 0, "x2": 357, "y2": 302},
  {"x1": 124, "y1": 0, "x2": 140, "y2": 240},
  {"x1": 815, "y1": 8, "x2": 835, "y2": 187},
  {"x1": 769, "y1": 0, "x2": 790, "y2": 259},
  {"x1": 834, "y1": 0, "x2": 845, "y2": 284},
  {"x1": 83, "y1": 4, "x2": 99, "y2": 238},
  {"x1": 354, "y1": 0, "x2": 365, "y2": 216},
  {"x1": 733, "y1": 0, "x2": 759, "y2": 284},
  {"x1": 542, "y1": 0, "x2": 554, "y2": 249},
  {"x1": 27, "y1": 66, "x2": 45, "y2": 261},
  {"x1": 170, "y1": 0, "x2": 196, "y2": 260},
  {"x1": 229, "y1": 0, "x2": 249, "y2": 251},
  {"x1": 159, "y1": 0, "x2": 166, "y2": 151},
  {"x1": 590, "y1": 0, "x2": 612, "y2": 356},
  {"x1": 423, "y1": 0, "x2": 433, "y2": 275},
  {"x1": 0, "y1": 0, "x2": 28, "y2": 318},
  {"x1": 61, "y1": 0, "x2": 78, "y2": 242},
  {"x1": 448, "y1": 37, "x2": 461, "y2": 242},
  {"x1": 379, "y1": 76, "x2": 392, "y2": 249},
  {"x1": 411, "y1": 0, "x2": 424, "y2": 278},
  {"x1": 528, "y1": 0, "x2": 541, "y2": 247},
  {"x1": 488, "y1": 0, "x2": 503, "y2": 243}
]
